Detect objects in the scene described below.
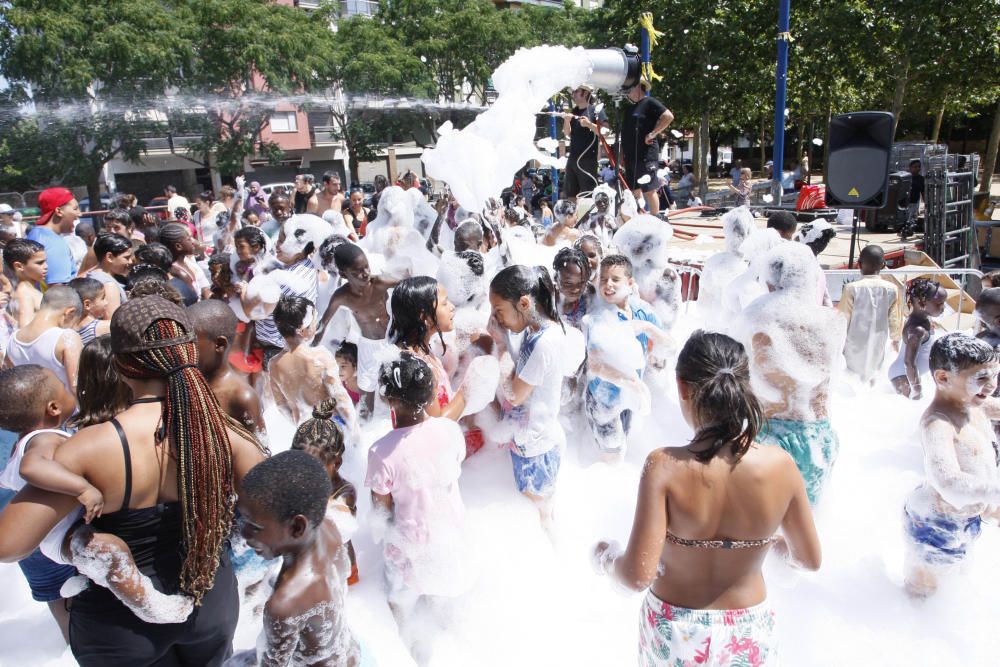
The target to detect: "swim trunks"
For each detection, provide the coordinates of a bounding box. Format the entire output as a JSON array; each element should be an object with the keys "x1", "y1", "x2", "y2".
[
  {"x1": 759, "y1": 418, "x2": 839, "y2": 504},
  {"x1": 903, "y1": 501, "x2": 982, "y2": 568},
  {"x1": 509, "y1": 447, "x2": 561, "y2": 497},
  {"x1": 640, "y1": 590, "x2": 777, "y2": 667}
]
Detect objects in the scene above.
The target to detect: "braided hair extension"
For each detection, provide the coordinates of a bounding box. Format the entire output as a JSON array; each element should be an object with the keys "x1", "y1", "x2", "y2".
[
  {"x1": 291, "y1": 399, "x2": 345, "y2": 468},
  {"x1": 115, "y1": 319, "x2": 234, "y2": 605},
  {"x1": 906, "y1": 277, "x2": 942, "y2": 308}
]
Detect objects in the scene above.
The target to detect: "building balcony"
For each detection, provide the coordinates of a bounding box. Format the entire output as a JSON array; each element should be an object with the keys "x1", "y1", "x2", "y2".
[
  {"x1": 312, "y1": 125, "x2": 340, "y2": 146},
  {"x1": 141, "y1": 134, "x2": 202, "y2": 153},
  {"x1": 341, "y1": 0, "x2": 379, "y2": 16}
]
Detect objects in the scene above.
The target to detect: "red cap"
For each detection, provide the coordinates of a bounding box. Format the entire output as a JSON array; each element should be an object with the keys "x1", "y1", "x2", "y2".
[{"x1": 37, "y1": 187, "x2": 75, "y2": 225}]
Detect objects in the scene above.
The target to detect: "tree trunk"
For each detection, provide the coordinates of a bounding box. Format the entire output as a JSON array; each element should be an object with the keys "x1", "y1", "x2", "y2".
[
  {"x1": 759, "y1": 113, "x2": 767, "y2": 176},
  {"x1": 980, "y1": 98, "x2": 1000, "y2": 194},
  {"x1": 930, "y1": 100, "x2": 946, "y2": 144},
  {"x1": 692, "y1": 125, "x2": 701, "y2": 188},
  {"x1": 805, "y1": 118, "x2": 814, "y2": 184},
  {"x1": 823, "y1": 105, "x2": 833, "y2": 184},
  {"x1": 87, "y1": 171, "x2": 102, "y2": 224},
  {"x1": 709, "y1": 131, "x2": 719, "y2": 173},
  {"x1": 699, "y1": 111, "x2": 710, "y2": 199},
  {"x1": 891, "y1": 56, "x2": 911, "y2": 138}
]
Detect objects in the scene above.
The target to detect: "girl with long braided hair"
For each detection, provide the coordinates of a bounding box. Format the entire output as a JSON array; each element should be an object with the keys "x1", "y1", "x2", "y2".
[{"x1": 0, "y1": 295, "x2": 266, "y2": 666}]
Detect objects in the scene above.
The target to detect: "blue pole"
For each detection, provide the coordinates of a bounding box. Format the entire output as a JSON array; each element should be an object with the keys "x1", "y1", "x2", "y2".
[
  {"x1": 772, "y1": 0, "x2": 790, "y2": 194},
  {"x1": 549, "y1": 99, "x2": 559, "y2": 203},
  {"x1": 641, "y1": 26, "x2": 650, "y2": 97}
]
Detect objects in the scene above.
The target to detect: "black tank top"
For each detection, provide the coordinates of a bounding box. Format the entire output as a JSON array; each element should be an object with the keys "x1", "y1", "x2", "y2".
[{"x1": 294, "y1": 186, "x2": 316, "y2": 214}]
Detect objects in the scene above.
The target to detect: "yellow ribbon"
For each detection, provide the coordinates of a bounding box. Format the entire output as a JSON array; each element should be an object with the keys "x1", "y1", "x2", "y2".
[{"x1": 638, "y1": 13, "x2": 665, "y2": 82}]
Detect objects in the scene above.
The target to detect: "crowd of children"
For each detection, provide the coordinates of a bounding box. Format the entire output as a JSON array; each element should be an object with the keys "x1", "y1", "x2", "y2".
[{"x1": 0, "y1": 173, "x2": 997, "y2": 667}]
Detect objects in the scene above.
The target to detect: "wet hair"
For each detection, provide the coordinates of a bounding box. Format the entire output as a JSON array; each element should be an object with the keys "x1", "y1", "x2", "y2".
[
  {"x1": 335, "y1": 342, "x2": 357, "y2": 366},
  {"x1": 553, "y1": 198, "x2": 576, "y2": 222},
  {"x1": 68, "y1": 335, "x2": 130, "y2": 430},
  {"x1": 94, "y1": 232, "x2": 132, "y2": 261},
  {"x1": 378, "y1": 351, "x2": 436, "y2": 410},
  {"x1": 456, "y1": 250, "x2": 485, "y2": 277},
  {"x1": 134, "y1": 243, "x2": 175, "y2": 272},
  {"x1": 233, "y1": 226, "x2": 267, "y2": 253},
  {"x1": 0, "y1": 365, "x2": 60, "y2": 433},
  {"x1": 766, "y1": 211, "x2": 797, "y2": 235},
  {"x1": 273, "y1": 295, "x2": 314, "y2": 339},
  {"x1": 454, "y1": 220, "x2": 484, "y2": 252},
  {"x1": 858, "y1": 244, "x2": 885, "y2": 269},
  {"x1": 102, "y1": 208, "x2": 133, "y2": 232},
  {"x1": 322, "y1": 171, "x2": 340, "y2": 185},
  {"x1": 553, "y1": 247, "x2": 591, "y2": 281},
  {"x1": 675, "y1": 330, "x2": 763, "y2": 463},
  {"x1": 3, "y1": 238, "x2": 44, "y2": 270},
  {"x1": 291, "y1": 399, "x2": 346, "y2": 470},
  {"x1": 489, "y1": 265, "x2": 562, "y2": 330},
  {"x1": 929, "y1": 332, "x2": 998, "y2": 373},
  {"x1": 389, "y1": 276, "x2": 446, "y2": 355},
  {"x1": 126, "y1": 263, "x2": 170, "y2": 289},
  {"x1": 40, "y1": 285, "x2": 82, "y2": 316},
  {"x1": 67, "y1": 276, "x2": 104, "y2": 304},
  {"x1": 242, "y1": 450, "x2": 332, "y2": 529},
  {"x1": 906, "y1": 277, "x2": 943, "y2": 308},
  {"x1": 187, "y1": 299, "x2": 239, "y2": 344},
  {"x1": 317, "y1": 234, "x2": 350, "y2": 272},
  {"x1": 159, "y1": 223, "x2": 190, "y2": 261},
  {"x1": 574, "y1": 234, "x2": 603, "y2": 255},
  {"x1": 207, "y1": 252, "x2": 233, "y2": 288},
  {"x1": 599, "y1": 253, "x2": 633, "y2": 278},
  {"x1": 113, "y1": 308, "x2": 236, "y2": 604},
  {"x1": 332, "y1": 242, "x2": 366, "y2": 272}
]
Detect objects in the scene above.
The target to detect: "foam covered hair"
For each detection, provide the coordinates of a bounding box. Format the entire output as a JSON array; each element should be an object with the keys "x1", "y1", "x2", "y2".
[
  {"x1": 722, "y1": 206, "x2": 754, "y2": 255},
  {"x1": 278, "y1": 214, "x2": 334, "y2": 258},
  {"x1": 929, "y1": 332, "x2": 998, "y2": 373},
  {"x1": 756, "y1": 240, "x2": 818, "y2": 293}
]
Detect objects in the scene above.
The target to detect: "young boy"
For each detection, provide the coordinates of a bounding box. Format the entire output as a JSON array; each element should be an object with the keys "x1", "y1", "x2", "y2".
[
  {"x1": 585, "y1": 254, "x2": 669, "y2": 460},
  {"x1": 67, "y1": 277, "x2": 112, "y2": 345},
  {"x1": 237, "y1": 450, "x2": 363, "y2": 667},
  {"x1": 766, "y1": 210, "x2": 798, "y2": 241},
  {"x1": 4, "y1": 238, "x2": 46, "y2": 328},
  {"x1": 335, "y1": 342, "x2": 361, "y2": 407},
  {"x1": 837, "y1": 245, "x2": 903, "y2": 383},
  {"x1": 270, "y1": 296, "x2": 357, "y2": 431},
  {"x1": 4, "y1": 286, "x2": 83, "y2": 394},
  {"x1": 187, "y1": 299, "x2": 267, "y2": 441},
  {"x1": 315, "y1": 243, "x2": 395, "y2": 343},
  {"x1": 903, "y1": 333, "x2": 1000, "y2": 598}
]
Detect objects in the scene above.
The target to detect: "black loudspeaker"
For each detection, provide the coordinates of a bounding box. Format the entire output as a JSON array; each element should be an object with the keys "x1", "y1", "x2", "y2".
[
  {"x1": 861, "y1": 171, "x2": 911, "y2": 232},
  {"x1": 826, "y1": 111, "x2": 894, "y2": 208}
]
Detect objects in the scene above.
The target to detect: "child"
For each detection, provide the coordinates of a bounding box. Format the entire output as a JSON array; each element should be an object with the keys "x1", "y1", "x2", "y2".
[
  {"x1": 727, "y1": 167, "x2": 753, "y2": 207},
  {"x1": 766, "y1": 210, "x2": 797, "y2": 241},
  {"x1": 237, "y1": 451, "x2": 364, "y2": 666},
  {"x1": 365, "y1": 352, "x2": 469, "y2": 663},
  {"x1": 585, "y1": 255, "x2": 669, "y2": 460},
  {"x1": 573, "y1": 234, "x2": 603, "y2": 282},
  {"x1": 542, "y1": 199, "x2": 581, "y2": 246},
  {"x1": 4, "y1": 286, "x2": 83, "y2": 394},
  {"x1": 488, "y1": 265, "x2": 584, "y2": 519},
  {"x1": 88, "y1": 232, "x2": 133, "y2": 316},
  {"x1": 903, "y1": 333, "x2": 1000, "y2": 598},
  {"x1": 837, "y1": 245, "x2": 903, "y2": 383},
  {"x1": 159, "y1": 222, "x2": 211, "y2": 301},
  {"x1": 315, "y1": 243, "x2": 395, "y2": 343},
  {"x1": 889, "y1": 278, "x2": 947, "y2": 399},
  {"x1": 0, "y1": 365, "x2": 89, "y2": 640},
  {"x1": 975, "y1": 287, "x2": 1000, "y2": 349},
  {"x1": 4, "y1": 237, "x2": 46, "y2": 328},
  {"x1": 187, "y1": 299, "x2": 267, "y2": 440},
  {"x1": 335, "y1": 342, "x2": 361, "y2": 407},
  {"x1": 269, "y1": 296, "x2": 357, "y2": 431},
  {"x1": 539, "y1": 199, "x2": 553, "y2": 227},
  {"x1": 208, "y1": 252, "x2": 237, "y2": 301},
  {"x1": 67, "y1": 335, "x2": 130, "y2": 430},
  {"x1": 292, "y1": 400, "x2": 359, "y2": 585},
  {"x1": 67, "y1": 277, "x2": 111, "y2": 345},
  {"x1": 553, "y1": 246, "x2": 595, "y2": 329}
]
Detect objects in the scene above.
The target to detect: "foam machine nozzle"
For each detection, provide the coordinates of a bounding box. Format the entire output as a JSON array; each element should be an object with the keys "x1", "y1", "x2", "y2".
[{"x1": 583, "y1": 45, "x2": 643, "y2": 93}]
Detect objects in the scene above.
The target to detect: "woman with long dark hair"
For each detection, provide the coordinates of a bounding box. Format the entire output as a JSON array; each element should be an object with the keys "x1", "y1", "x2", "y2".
[{"x1": 0, "y1": 296, "x2": 266, "y2": 666}]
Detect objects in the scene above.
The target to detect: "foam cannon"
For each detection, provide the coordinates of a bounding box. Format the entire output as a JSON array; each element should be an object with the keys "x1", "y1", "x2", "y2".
[{"x1": 583, "y1": 45, "x2": 643, "y2": 93}]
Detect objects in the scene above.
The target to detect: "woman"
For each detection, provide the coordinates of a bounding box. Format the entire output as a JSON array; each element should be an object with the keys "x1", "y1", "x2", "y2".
[
  {"x1": 193, "y1": 190, "x2": 227, "y2": 246},
  {"x1": 0, "y1": 296, "x2": 266, "y2": 666},
  {"x1": 342, "y1": 188, "x2": 371, "y2": 238},
  {"x1": 593, "y1": 331, "x2": 819, "y2": 666}
]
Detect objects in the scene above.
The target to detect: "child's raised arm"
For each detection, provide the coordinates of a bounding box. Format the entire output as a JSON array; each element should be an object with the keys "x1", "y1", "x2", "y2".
[
  {"x1": 20, "y1": 433, "x2": 104, "y2": 522},
  {"x1": 923, "y1": 416, "x2": 1000, "y2": 508}
]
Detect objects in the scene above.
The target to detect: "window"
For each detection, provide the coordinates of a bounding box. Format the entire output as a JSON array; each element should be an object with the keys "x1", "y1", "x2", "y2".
[{"x1": 269, "y1": 111, "x2": 298, "y2": 133}]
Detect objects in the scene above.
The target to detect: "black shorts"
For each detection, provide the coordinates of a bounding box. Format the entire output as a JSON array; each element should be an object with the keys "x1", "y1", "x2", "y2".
[
  {"x1": 563, "y1": 155, "x2": 599, "y2": 197},
  {"x1": 624, "y1": 158, "x2": 660, "y2": 193}
]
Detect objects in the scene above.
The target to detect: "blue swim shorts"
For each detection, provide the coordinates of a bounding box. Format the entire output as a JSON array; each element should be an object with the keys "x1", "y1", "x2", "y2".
[
  {"x1": 510, "y1": 447, "x2": 561, "y2": 497},
  {"x1": 759, "y1": 418, "x2": 839, "y2": 504},
  {"x1": 18, "y1": 547, "x2": 77, "y2": 602},
  {"x1": 904, "y1": 503, "x2": 982, "y2": 568}
]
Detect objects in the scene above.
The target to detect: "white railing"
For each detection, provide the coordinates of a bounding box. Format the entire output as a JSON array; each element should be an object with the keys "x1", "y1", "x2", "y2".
[
  {"x1": 341, "y1": 0, "x2": 378, "y2": 16},
  {"x1": 312, "y1": 125, "x2": 339, "y2": 145}
]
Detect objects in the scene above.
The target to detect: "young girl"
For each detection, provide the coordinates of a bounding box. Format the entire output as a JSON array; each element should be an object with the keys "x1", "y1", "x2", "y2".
[
  {"x1": 388, "y1": 276, "x2": 467, "y2": 421},
  {"x1": 488, "y1": 265, "x2": 584, "y2": 521},
  {"x1": 593, "y1": 331, "x2": 820, "y2": 667},
  {"x1": 889, "y1": 278, "x2": 947, "y2": 399},
  {"x1": 574, "y1": 234, "x2": 603, "y2": 282},
  {"x1": 727, "y1": 167, "x2": 753, "y2": 207},
  {"x1": 67, "y1": 334, "x2": 131, "y2": 430},
  {"x1": 292, "y1": 399, "x2": 359, "y2": 585},
  {"x1": 159, "y1": 222, "x2": 211, "y2": 300},
  {"x1": 539, "y1": 200, "x2": 553, "y2": 228},
  {"x1": 335, "y1": 342, "x2": 361, "y2": 407},
  {"x1": 553, "y1": 247, "x2": 595, "y2": 329},
  {"x1": 365, "y1": 352, "x2": 468, "y2": 662},
  {"x1": 88, "y1": 232, "x2": 133, "y2": 316}
]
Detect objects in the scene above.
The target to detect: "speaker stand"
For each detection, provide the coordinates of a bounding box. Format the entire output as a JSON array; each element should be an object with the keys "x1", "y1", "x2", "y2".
[{"x1": 847, "y1": 209, "x2": 860, "y2": 269}]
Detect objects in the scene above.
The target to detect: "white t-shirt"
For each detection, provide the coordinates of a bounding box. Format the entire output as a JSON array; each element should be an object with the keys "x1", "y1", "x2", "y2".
[{"x1": 511, "y1": 324, "x2": 583, "y2": 457}]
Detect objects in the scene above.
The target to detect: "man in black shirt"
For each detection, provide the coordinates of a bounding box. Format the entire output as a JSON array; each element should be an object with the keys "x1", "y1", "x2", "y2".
[
  {"x1": 620, "y1": 78, "x2": 674, "y2": 216},
  {"x1": 562, "y1": 84, "x2": 608, "y2": 200}
]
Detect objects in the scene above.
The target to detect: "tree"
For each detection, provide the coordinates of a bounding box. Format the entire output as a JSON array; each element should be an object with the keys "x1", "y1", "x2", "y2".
[{"x1": 0, "y1": 0, "x2": 191, "y2": 203}]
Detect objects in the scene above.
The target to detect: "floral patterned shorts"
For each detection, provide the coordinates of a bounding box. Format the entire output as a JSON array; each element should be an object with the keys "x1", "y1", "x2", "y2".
[{"x1": 639, "y1": 591, "x2": 777, "y2": 667}]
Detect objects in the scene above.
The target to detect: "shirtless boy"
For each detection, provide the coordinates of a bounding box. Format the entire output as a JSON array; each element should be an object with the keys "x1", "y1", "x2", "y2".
[
  {"x1": 187, "y1": 300, "x2": 267, "y2": 441},
  {"x1": 904, "y1": 333, "x2": 1000, "y2": 598},
  {"x1": 237, "y1": 451, "x2": 363, "y2": 667},
  {"x1": 270, "y1": 296, "x2": 357, "y2": 432},
  {"x1": 314, "y1": 243, "x2": 395, "y2": 343}
]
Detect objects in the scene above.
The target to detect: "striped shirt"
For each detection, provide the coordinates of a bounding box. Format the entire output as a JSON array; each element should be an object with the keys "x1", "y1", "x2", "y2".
[{"x1": 255, "y1": 258, "x2": 319, "y2": 349}]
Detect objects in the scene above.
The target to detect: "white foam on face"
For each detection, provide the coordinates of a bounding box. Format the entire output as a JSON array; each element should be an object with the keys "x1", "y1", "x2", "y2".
[
  {"x1": 612, "y1": 215, "x2": 675, "y2": 304},
  {"x1": 278, "y1": 214, "x2": 334, "y2": 260},
  {"x1": 421, "y1": 45, "x2": 592, "y2": 212},
  {"x1": 359, "y1": 187, "x2": 440, "y2": 280}
]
